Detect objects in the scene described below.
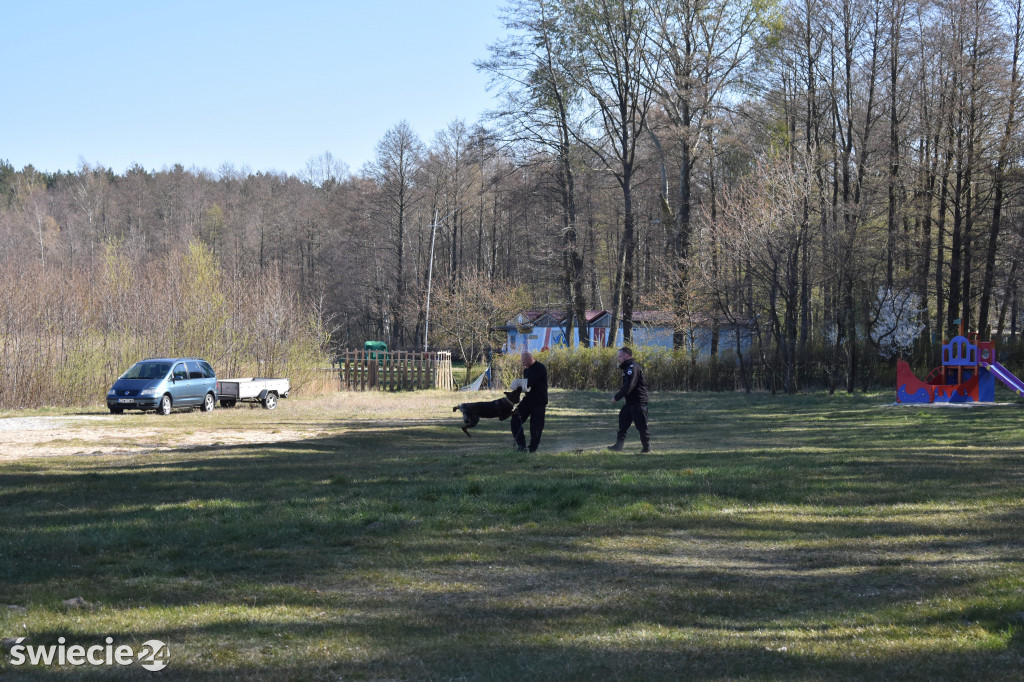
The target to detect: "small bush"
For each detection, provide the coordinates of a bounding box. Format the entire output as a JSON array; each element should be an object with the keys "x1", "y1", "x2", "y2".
[
  {"x1": 541, "y1": 346, "x2": 619, "y2": 390},
  {"x1": 493, "y1": 352, "x2": 523, "y2": 389},
  {"x1": 537, "y1": 346, "x2": 732, "y2": 391}
]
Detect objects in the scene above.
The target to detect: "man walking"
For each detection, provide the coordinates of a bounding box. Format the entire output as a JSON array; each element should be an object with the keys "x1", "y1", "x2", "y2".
[
  {"x1": 510, "y1": 351, "x2": 548, "y2": 452},
  {"x1": 608, "y1": 347, "x2": 651, "y2": 453}
]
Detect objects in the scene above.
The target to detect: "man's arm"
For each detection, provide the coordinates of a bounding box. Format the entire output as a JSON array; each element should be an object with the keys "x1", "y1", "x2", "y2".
[{"x1": 614, "y1": 363, "x2": 639, "y2": 401}]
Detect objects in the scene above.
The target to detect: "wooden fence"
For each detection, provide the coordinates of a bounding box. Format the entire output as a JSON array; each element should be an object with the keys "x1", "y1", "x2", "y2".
[{"x1": 331, "y1": 350, "x2": 455, "y2": 391}]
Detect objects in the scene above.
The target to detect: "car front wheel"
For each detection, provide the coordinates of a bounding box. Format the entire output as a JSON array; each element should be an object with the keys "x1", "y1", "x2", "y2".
[{"x1": 158, "y1": 394, "x2": 172, "y2": 416}]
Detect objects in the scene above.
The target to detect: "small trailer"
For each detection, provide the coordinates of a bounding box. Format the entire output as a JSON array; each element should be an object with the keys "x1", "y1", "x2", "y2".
[{"x1": 216, "y1": 377, "x2": 290, "y2": 409}]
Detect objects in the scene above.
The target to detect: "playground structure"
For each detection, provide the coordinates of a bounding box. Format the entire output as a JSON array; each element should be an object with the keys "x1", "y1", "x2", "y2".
[
  {"x1": 896, "y1": 328, "x2": 1024, "y2": 403},
  {"x1": 460, "y1": 366, "x2": 492, "y2": 392}
]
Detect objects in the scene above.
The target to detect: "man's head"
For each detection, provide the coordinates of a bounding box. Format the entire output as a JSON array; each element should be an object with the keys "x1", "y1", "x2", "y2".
[
  {"x1": 521, "y1": 352, "x2": 535, "y2": 368},
  {"x1": 617, "y1": 347, "x2": 632, "y2": 364}
]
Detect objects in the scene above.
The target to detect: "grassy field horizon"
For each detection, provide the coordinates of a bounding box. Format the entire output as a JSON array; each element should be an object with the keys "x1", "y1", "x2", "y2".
[{"x1": 1, "y1": 389, "x2": 1023, "y2": 679}]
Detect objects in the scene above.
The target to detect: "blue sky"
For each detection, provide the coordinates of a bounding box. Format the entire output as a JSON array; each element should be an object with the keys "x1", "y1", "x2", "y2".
[{"x1": 2, "y1": 1, "x2": 505, "y2": 177}]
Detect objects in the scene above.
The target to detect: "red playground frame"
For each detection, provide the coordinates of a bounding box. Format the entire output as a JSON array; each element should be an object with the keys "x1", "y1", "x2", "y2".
[{"x1": 896, "y1": 325, "x2": 1024, "y2": 403}]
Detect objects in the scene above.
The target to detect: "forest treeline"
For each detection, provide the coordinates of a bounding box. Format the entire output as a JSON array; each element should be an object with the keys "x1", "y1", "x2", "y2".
[{"x1": 4, "y1": 0, "x2": 1024, "y2": 398}]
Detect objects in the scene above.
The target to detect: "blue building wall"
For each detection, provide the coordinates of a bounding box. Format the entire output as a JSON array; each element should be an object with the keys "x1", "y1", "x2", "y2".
[
  {"x1": 505, "y1": 325, "x2": 752, "y2": 358},
  {"x1": 506, "y1": 326, "x2": 619, "y2": 353}
]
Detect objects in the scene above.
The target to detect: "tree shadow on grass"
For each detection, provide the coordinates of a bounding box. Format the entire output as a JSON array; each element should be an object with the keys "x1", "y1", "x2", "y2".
[{"x1": 1, "y1": 399, "x2": 1023, "y2": 679}]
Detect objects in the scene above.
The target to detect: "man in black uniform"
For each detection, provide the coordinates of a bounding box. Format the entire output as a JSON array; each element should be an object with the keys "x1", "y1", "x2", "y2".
[
  {"x1": 608, "y1": 347, "x2": 651, "y2": 453},
  {"x1": 510, "y1": 351, "x2": 548, "y2": 452}
]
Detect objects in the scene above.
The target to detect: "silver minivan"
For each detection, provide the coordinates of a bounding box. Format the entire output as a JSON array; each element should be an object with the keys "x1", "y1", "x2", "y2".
[{"x1": 106, "y1": 357, "x2": 218, "y2": 415}]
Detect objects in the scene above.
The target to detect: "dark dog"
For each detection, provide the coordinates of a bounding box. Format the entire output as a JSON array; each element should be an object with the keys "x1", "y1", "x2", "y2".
[{"x1": 453, "y1": 387, "x2": 524, "y2": 437}]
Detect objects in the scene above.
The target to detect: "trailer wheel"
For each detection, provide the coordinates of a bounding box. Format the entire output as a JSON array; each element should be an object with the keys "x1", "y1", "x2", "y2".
[
  {"x1": 220, "y1": 399, "x2": 236, "y2": 408},
  {"x1": 261, "y1": 392, "x2": 278, "y2": 410}
]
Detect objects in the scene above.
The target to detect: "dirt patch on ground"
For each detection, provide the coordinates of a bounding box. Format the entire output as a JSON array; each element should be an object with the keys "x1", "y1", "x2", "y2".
[
  {"x1": 0, "y1": 416, "x2": 328, "y2": 462},
  {"x1": 0, "y1": 392, "x2": 467, "y2": 462}
]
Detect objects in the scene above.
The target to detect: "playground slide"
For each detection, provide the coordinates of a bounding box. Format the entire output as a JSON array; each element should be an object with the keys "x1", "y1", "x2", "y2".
[
  {"x1": 459, "y1": 366, "x2": 492, "y2": 392},
  {"x1": 982, "y1": 361, "x2": 1024, "y2": 397}
]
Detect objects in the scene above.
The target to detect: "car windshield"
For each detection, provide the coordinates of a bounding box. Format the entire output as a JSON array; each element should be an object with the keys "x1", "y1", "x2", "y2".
[{"x1": 120, "y1": 362, "x2": 171, "y2": 380}]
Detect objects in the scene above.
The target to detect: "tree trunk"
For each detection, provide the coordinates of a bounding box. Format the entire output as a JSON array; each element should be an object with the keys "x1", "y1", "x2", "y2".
[{"x1": 621, "y1": 179, "x2": 636, "y2": 344}]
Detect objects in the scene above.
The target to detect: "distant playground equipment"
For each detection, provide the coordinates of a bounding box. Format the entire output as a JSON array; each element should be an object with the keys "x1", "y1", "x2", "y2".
[
  {"x1": 460, "y1": 366, "x2": 492, "y2": 392},
  {"x1": 897, "y1": 322, "x2": 1024, "y2": 403},
  {"x1": 364, "y1": 340, "x2": 388, "y2": 360}
]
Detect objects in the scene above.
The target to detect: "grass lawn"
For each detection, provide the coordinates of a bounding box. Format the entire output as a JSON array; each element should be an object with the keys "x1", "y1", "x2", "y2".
[{"x1": 1, "y1": 390, "x2": 1023, "y2": 680}]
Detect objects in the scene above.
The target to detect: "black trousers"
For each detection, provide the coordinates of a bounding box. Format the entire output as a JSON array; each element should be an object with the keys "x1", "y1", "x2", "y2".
[
  {"x1": 511, "y1": 403, "x2": 546, "y2": 451},
  {"x1": 617, "y1": 402, "x2": 650, "y2": 442}
]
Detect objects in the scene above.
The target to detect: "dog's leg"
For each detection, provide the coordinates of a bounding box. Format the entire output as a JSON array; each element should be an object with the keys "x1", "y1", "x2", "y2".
[{"x1": 462, "y1": 424, "x2": 472, "y2": 437}]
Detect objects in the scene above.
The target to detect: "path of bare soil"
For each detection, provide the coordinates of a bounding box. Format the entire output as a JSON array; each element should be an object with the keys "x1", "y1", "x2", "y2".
[
  {"x1": 0, "y1": 391, "x2": 503, "y2": 462},
  {"x1": 0, "y1": 414, "x2": 330, "y2": 462}
]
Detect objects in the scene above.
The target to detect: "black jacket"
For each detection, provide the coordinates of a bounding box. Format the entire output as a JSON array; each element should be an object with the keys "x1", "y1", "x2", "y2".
[
  {"x1": 521, "y1": 361, "x2": 548, "y2": 407},
  {"x1": 614, "y1": 358, "x2": 648, "y2": 404}
]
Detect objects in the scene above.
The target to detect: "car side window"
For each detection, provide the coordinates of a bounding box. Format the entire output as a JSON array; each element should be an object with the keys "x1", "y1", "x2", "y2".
[
  {"x1": 186, "y1": 361, "x2": 204, "y2": 380},
  {"x1": 199, "y1": 361, "x2": 216, "y2": 378},
  {"x1": 173, "y1": 363, "x2": 188, "y2": 381}
]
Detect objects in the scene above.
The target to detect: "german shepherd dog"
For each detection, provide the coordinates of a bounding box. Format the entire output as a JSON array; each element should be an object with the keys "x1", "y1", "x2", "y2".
[{"x1": 453, "y1": 385, "x2": 526, "y2": 437}]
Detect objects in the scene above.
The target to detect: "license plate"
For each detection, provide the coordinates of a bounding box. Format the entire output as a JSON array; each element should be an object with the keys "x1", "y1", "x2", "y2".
[{"x1": 118, "y1": 398, "x2": 135, "y2": 404}]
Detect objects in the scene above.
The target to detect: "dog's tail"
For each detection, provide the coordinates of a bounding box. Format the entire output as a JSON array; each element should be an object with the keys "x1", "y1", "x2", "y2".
[{"x1": 453, "y1": 404, "x2": 462, "y2": 412}]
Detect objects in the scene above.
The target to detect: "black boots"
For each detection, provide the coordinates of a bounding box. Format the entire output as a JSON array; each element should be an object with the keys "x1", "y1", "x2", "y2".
[
  {"x1": 608, "y1": 438, "x2": 651, "y2": 452},
  {"x1": 608, "y1": 439, "x2": 653, "y2": 452}
]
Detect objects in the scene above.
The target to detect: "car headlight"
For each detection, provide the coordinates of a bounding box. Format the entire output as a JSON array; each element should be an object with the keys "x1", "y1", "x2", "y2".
[
  {"x1": 140, "y1": 388, "x2": 158, "y2": 397},
  {"x1": 107, "y1": 389, "x2": 116, "y2": 396}
]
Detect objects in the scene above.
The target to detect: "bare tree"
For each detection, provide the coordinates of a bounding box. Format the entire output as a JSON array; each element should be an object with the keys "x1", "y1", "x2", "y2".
[
  {"x1": 480, "y1": 0, "x2": 591, "y2": 345},
  {"x1": 429, "y1": 270, "x2": 528, "y2": 382},
  {"x1": 979, "y1": 0, "x2": 1024, "y2": 335},
  {"x1": 647, "y1": 0, "x2": 769, "y2": 347},
  {"x1": 367, "y1": 123, "x2": 424, "y2": 346},
  {"x1": 565, "y1": 0, "x2": 659, "y2": 342}
]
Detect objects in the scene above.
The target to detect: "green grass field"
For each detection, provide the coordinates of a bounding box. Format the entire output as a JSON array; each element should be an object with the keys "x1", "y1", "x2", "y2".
[{"x1": 1, "y1": 390, "x2": 1023, "y2": 680}]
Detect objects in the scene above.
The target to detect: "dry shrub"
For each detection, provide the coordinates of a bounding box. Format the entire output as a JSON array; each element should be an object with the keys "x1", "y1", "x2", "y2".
[
  {"x1": 0, "y1": 241, "x2": 330, "y2": 409},
  {"x1": 540, "y1": 346, "x2": 620, "y2": 390},
  {"x1": 537, "y1": 345, "x2": 743, "y2": 391}
]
